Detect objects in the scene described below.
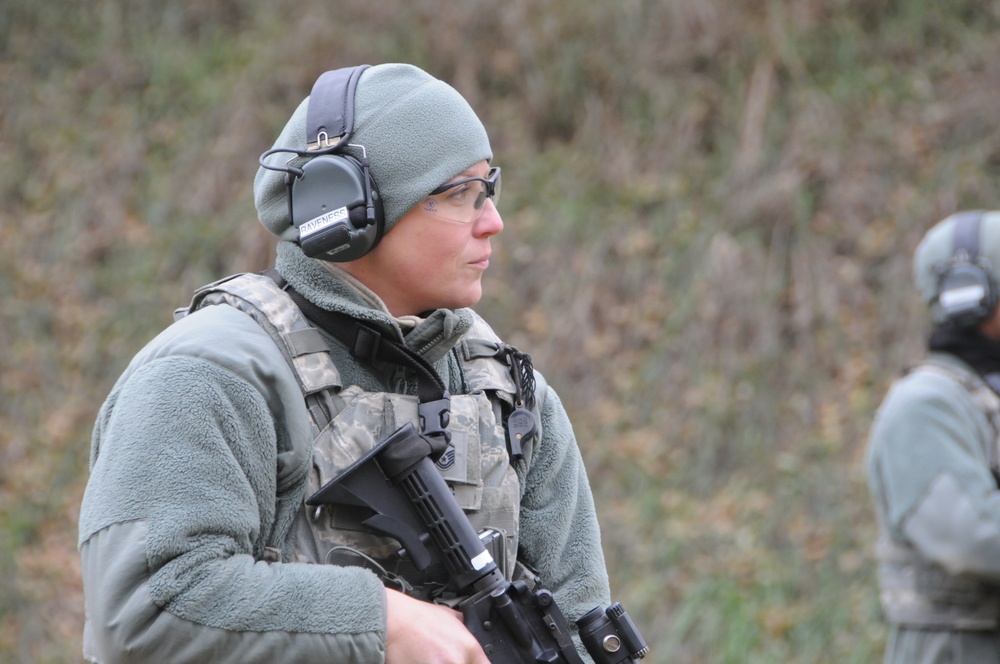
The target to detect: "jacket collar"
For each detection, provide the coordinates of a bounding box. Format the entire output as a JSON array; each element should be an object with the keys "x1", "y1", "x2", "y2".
[{"x1": 274, "y1": 240, "x2": 473, "y2": 364}]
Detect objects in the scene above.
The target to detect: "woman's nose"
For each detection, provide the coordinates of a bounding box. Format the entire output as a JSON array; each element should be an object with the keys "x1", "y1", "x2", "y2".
[{"x1": 475, "y1": 199, "x2": 503, "y2": 236}]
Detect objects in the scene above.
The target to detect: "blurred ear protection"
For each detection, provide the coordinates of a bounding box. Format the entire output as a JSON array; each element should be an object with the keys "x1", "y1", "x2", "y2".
[
  {"x1": 258, "y1": 65, "x2": 384, "y2": 262},
  {"x1": 933, "y1": 210, "x2": 998, "y2": 328}
]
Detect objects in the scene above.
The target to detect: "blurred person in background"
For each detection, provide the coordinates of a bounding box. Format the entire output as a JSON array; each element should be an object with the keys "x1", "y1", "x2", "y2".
[
  {"x1": 868, "y1": 210, "x2": 1000, "y2": 663},
  {"x1": 78, "y1": 63, "x2": 614, "y2": 664}
]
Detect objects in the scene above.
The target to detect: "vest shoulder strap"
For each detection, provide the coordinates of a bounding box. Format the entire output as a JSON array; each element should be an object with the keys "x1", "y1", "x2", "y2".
[
  {"x1": 458, "y1": 314, "x2": 520, "y2": 397},
  {"x1": 914, "y1": 357, "x2": 1000, "y2": 480},
  {"x1": 177, "y1": 272, "x2": 342, "y2": 396},
  {"x1": 915, "y1": 358, "x2": 1000, "y2": 434}
]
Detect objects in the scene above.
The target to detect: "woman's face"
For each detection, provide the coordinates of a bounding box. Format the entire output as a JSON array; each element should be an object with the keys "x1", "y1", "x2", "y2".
[{"x1": 342, "y1": 160, "x2": 503, "y2": 317}]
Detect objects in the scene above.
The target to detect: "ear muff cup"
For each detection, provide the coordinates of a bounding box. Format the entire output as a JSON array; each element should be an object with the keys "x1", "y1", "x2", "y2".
[
  {"x1": 291, "y1": 153, "x2": 384, "y2": 262},
  {"x1": 934, "y1": 210, "x2": 998, "y2": 328},
  {"x1": 258, "y1": 65, "x2": 385, "y2": 262}
]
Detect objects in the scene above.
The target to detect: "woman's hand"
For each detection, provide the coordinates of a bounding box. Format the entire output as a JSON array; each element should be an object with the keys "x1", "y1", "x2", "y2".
[{"x1": 384, "y1": 588, "x2": 490, "y2": 664}]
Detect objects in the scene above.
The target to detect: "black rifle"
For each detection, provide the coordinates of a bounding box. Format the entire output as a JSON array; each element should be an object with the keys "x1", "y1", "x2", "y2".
[{"x1": 307, "y1": 422, "x2": 648, "y2": 664}]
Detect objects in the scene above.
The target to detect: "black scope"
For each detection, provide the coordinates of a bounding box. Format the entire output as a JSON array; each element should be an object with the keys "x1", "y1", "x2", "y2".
[{"x1": 576, "y1": 603, "x2": 649, "y2": 664}]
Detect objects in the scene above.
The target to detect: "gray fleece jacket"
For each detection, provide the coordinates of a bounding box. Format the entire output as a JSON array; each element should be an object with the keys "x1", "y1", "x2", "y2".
[
  {"x1": 867, "y1": 352, "x2": 1000, "y2": 663},
  {"x1": 78, "y1": 240, "x2": 611, "y2": 663}
]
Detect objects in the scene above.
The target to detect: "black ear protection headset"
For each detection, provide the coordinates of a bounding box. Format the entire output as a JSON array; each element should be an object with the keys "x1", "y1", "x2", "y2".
[
  {"x1": 258, "y1": 65, "x2": 385, "y2": 262},
  {"x1": 934, "y1": 210, "x2": 999, "y2": 328}
]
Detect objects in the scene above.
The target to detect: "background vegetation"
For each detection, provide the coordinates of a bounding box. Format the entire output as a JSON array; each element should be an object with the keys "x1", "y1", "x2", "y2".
[{"x1": 4, "y1": 0, "x2": 1000, "y2": 661}]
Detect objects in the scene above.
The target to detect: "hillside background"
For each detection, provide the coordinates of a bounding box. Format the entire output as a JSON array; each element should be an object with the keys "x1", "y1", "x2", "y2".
[{"x1": 4, "y1": 1, "x2": 1000, "y2": 662}]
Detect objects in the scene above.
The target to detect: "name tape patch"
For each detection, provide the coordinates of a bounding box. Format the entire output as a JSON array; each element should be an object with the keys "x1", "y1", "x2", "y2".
[{"x1": 299, "y1": 207, "x2": 348, "y2": 239}]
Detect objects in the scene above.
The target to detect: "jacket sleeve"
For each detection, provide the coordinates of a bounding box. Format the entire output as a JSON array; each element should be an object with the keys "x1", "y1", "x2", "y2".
[
  {"x1": 868, "y1": 370, "x2": 1000, "y2": 579},
  {"x1": 78, "y1": 311, "x2": 388, "y2": 663},
  {"x1": 515, "y1": 377, "x2": 612, "y2": 659}
]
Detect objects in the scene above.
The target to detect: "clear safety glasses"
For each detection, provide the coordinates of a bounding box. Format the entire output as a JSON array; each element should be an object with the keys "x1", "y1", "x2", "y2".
[{"x1": 421, "y1": 167, "x2": 501, "y2": 224}]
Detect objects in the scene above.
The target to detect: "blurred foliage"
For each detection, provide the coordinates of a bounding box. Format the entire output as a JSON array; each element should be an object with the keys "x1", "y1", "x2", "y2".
[{"x1": 4, "y1": 0, "x2": 1000, "y2": 661}]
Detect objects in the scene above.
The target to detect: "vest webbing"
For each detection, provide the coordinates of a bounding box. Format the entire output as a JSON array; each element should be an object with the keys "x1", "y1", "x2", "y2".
[
  {"x1": 178, "y1": 273, "x2": 538, "y2": 586},
  {"x1": 262, "y1": 268, "x2": 455, "y2": 446}
]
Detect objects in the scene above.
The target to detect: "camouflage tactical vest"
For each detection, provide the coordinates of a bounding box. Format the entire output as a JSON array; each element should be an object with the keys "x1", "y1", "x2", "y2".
[
  {"x1": 179, "y1": 273, "x2": 533, "y2": 594},
  {"x1": 875, "y1": 357, "x2": 1000, "y2": 630}
]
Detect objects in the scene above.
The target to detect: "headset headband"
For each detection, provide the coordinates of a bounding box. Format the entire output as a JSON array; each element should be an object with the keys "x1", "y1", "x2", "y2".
[
  {"x1": 306, "y1": 65, "x2": 371, "y2": 151},
  {"x1": 952, "y1": 210, "x2": 984, "y2": 261}
]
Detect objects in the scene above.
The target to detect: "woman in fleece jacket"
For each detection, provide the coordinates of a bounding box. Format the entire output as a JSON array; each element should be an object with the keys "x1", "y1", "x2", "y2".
[{"x1": 78, "y1": 63, "x2": 612, "y2": 664}]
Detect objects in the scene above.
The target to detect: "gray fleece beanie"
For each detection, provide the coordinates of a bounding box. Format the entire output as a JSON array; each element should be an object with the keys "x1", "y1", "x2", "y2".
[{"x1": 254, "y1": 63, "x2": 493, "y2": 242}]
